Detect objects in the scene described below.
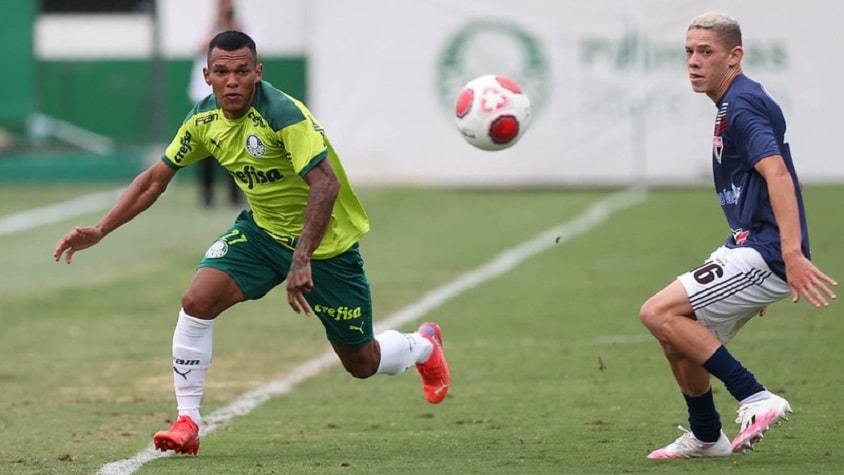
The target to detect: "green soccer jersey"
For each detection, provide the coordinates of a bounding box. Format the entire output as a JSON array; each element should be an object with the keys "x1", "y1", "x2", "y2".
[{"x1": 162, "y1": 80, "x2": 369, "y2": 259}]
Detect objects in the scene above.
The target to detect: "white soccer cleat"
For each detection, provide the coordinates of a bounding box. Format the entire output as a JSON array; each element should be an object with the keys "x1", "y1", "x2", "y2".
[
  {"x1": 647, "y1": 426, "x2": 732, "y2": 459},
  {"x1": 731, "y1": 393, "x2": 792, "y2": 453}
]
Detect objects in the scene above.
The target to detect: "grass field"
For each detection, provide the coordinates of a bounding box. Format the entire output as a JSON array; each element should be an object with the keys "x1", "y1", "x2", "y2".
[{"x1": 0, "y1": 181, "x2": 842, "y2": 474}]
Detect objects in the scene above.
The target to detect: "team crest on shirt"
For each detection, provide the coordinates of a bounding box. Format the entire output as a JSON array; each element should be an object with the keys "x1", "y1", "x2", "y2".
[
  {"x1": 712, "y1": 103, "x2": 728, "y2": 164},
  {"x1": 713, "y1": 136, "x2": 723, "y2": 163},
  {"x1": 731, "y1": 228, "x2": 750, "y2": 246},
  {"x1": 245, "y1": 134, "x2": 266, "y2": 158},
  {"x1": 205, "y1": 240, "x2": 228, "y2": 258}
]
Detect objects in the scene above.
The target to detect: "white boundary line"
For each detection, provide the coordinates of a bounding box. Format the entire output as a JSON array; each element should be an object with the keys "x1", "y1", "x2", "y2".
[
  {"x1": 96, "y1": 186, "x2": 647, "y2": 475},
  {"x1": 0, "y1": 188, "x2": 125, "y2": 236}
]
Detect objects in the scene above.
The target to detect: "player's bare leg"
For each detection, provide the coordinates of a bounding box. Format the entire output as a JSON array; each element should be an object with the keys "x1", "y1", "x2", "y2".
[
  {"x1": 333, "y1": 323, "x2": 450, "y2": 404},
  {"x1": 154, "y1": 268, "x2": 244, "y2": 455},
  {"x1": 641, "y1": 280, "x2": 789, "y2": 456},
  {"x1": 641, "y1": 282, "x2": 730, "y2": 458}
]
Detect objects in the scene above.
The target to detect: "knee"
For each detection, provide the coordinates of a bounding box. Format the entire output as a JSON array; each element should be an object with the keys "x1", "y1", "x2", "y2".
[
  {"x1": 335, "y1": 341, "x2": 380, "y2": 379},
  {"x1": 343, "y1": 360, "x2": 378, "y2": 379},
  {"x1": 639, "y1": 297, "x2": 661, "y2": 330},
  {"x1": 180, "y1": 268, "x2": 243, "y2": 319},
  {"x1": 639, "y1": 297, "x2": 673, "y2": 339},
  {"x1": 181, "y1": 293, "x2": 216, "y2": 319}
]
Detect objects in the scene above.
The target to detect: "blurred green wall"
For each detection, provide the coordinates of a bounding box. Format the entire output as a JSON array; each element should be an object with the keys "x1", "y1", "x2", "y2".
[
  {"x1": 0, "y1": 57, "x2": 306, "y2": 182},
  {"x1": 0, "y1": 3, "x2": 306, "y2": 182},
  {"x1": 35, "y1": 57, "x2": 307, "y2": 144},
  {"x1": 1, "y1": 1, "x2": 35, "y2": 124}
]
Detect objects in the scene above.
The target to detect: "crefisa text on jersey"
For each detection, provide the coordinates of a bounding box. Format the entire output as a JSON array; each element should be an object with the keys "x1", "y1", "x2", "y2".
[
  {"x1": 231, "y1": 164, "x2": 283, "y2": 189},
  {"x1": 173, "y1": 131, "x2": 193, "y2": 164}
]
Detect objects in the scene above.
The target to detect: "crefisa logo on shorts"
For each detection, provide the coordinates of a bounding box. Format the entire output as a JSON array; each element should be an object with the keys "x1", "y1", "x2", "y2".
[{"x1": 205, "y1": 240, "x2": 229, "y2": 259}]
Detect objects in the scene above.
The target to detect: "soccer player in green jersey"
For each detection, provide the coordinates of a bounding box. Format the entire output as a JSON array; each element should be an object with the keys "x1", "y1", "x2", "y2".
[{"x1": 53, "y1": 30, "x2": 450, "y2": 456}]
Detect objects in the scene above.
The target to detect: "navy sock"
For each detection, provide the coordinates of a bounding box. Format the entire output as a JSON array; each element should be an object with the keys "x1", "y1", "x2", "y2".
[
  {"x1": 702, "y1": 345, "x2": 764, "y2": 402},
  {"x1": 684, "y1": 389, "x2": 721, "y2": 443}
]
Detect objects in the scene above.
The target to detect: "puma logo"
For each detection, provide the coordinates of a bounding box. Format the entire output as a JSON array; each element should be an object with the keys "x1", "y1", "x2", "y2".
[
  {"x1": 173, "y1": 367, "x2": 192, "y2": 380},
  {"x1": 349, "y1": 323, "x2": 364, "y2": 334}
]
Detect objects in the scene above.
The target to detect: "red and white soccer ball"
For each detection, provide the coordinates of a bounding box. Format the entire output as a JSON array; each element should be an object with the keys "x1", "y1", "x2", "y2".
[{"x1": 454, "y1": 75, "x2": 531, "y2": 151}]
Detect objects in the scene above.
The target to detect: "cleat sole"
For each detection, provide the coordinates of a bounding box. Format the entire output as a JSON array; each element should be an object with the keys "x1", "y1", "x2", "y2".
[{"x1": 731, "y1": 409, "x2": 790, "y2": 453}]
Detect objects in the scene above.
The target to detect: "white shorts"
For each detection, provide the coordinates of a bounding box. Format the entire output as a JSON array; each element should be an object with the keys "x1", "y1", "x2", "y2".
[{"x1": 677, "y1": 246, "x2": 790, "y2": 344}]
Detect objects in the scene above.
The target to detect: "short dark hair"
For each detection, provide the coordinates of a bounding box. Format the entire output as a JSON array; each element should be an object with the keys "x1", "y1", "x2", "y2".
[{"x1": 207, "y1": 30, "x2": 257, "y2": 61}]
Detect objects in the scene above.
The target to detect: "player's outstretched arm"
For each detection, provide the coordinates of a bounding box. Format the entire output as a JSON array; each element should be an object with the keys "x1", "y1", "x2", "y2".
[
  {"x1": 54, "y1": 161, "x2": 177, "y2": 264},
  {"x1": 755, "y1": 155, "x2": 838, "y2": 306}
]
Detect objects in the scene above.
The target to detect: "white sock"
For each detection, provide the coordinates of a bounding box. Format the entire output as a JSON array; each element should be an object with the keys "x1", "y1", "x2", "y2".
[
  {"x1": 740, "y1": 389, "x2": 773, "y2": 405},
  {"x1": 172, "y1": 308, "x2": 215, "y2": 426},
  {"x1": 375, "y1": 330, "x2": 433, "y2": 375}
]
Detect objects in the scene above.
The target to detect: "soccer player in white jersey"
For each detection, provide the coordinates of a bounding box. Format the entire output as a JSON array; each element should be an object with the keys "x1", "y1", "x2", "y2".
[
  {"x1": 640, "y1": 12, "x2": 837, "y2": 458},
  {"x1": 54, "y1": 31, "x2": 450, "y2": 456}
]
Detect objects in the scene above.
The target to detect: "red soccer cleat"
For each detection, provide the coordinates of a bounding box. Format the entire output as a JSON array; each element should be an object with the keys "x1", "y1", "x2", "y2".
[
  {"x1": 415, "y1": 322, "x2": 450, "y2": 404},
  {"x1": 153, "y1": 415, "x2": 200, "y2": 455}
]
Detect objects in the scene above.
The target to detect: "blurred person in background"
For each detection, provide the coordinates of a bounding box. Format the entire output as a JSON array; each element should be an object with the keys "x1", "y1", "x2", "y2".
[
  {"x1": 640, "y1": 11, "x2": 837, "y2": 459},
  {"x1": 190, "y1": 0, "x2": 245, "y2": 209},
  {"x1": 54, "y1": 31, "x2": 451, "y2": 456}
]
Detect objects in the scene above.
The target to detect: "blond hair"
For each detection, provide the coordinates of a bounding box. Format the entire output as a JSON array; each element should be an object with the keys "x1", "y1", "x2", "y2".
[{"x1": 688, "y1": 12, "x2": 742, "y2": 49}]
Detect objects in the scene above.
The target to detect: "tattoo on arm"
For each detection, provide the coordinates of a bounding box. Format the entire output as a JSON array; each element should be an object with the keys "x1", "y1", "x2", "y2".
[{"x1": 296, "y1": 160, "x2": 340, "y2": 259}]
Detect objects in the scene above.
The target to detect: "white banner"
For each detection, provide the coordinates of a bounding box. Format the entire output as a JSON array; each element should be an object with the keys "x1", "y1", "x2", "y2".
[{"x1": 310, "y1": 0, "x2": 844, "y2": 186}]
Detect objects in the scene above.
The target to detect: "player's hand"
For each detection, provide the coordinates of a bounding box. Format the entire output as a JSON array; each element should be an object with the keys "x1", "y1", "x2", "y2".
[
  {"x1": 785, "y1": 255, "x2": 838, "y2": 307},
  {"x1": 286, "y1": 258, "x2": 314, "y2": 316},
  {"x1": 53, "y1": 226, "x2": 105, "y2": 264},
  {"x1": 758, "y1": 305, "x2": 768, "y2": 317}
]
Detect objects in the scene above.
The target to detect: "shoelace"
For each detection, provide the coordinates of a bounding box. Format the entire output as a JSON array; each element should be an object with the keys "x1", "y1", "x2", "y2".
[
  {"x1": 735, "y1": 404, "x2": 756, "y2": 427},
  {"x1": 669, "y1": 425, "x2": 701, "y2": 450}
]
